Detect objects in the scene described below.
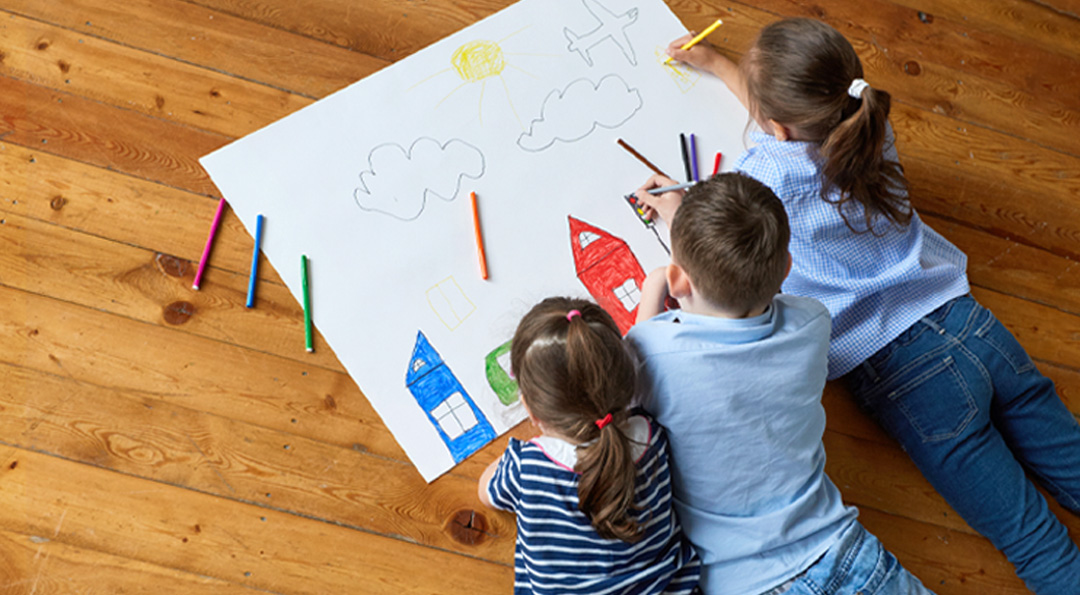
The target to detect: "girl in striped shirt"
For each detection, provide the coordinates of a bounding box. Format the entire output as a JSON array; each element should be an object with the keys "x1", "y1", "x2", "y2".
[{"x1": 478, "y1": 297, "x2": 700, "y2": 595}]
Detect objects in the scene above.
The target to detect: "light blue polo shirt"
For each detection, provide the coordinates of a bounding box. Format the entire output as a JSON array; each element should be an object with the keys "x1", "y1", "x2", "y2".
[{"x1": 627, "y1": 294, "x2": 857, "y2": 595}]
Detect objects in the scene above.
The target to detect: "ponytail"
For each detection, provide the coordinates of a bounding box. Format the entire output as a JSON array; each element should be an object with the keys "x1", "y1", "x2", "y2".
[
  {"x1": 742, "y1": 18, "x2": 912, "y2": 233},
  {"x1": 821, "y1": 84, "x2": 911, "y2": 232},
  {"x1": 511, "y1": 298, "x2": 642, "y2": 542}
]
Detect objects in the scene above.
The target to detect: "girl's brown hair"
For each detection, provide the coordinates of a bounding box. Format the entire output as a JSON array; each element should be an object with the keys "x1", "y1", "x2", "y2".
[
  {"x1": 741, "y1": 18, "x2": 911, "y2": 232},
  {"x1": 510, "y1": 297, "x2": 642, "y2": 542}
]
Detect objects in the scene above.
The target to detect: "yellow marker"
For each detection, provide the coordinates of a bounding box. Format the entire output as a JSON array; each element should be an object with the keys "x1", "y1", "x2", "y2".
[{"x1": 664, "y1": 19, "x2": 723, "y2": 64}]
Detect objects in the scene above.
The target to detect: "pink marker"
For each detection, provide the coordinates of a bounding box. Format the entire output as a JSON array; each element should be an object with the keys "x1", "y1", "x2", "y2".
[{"x1": 192, "y1": 198, "x2": 227, "y2": 290}]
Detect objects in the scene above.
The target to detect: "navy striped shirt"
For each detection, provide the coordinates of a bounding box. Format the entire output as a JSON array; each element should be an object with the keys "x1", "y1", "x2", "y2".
[{"x1": 487, "y1": 413, "x2": 700, "y2": 594}]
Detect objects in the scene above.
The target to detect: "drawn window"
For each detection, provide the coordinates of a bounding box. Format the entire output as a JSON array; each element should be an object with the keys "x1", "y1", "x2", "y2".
[
  {"x1": 412, "y1": 359, "x2": 427, "y2": 373},
  {"x1": 430, "y1": 392, "x2": 478, "y2": 440},
  {"x1": 578, "y1": 231, "x2": 600, "y2": 250},
  {"x1": 613, "y1": 278, "x2": 641, "y2": 311},
  {"x1": 496, "y1": 350, "x2": 513, "y2": 378}
]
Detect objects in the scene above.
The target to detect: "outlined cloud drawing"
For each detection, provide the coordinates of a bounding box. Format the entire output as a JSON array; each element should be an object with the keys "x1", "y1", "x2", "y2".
[
  {"x1": 354, "y1": 138, "x2": 485, "y2": 221},
  {"x1": 517, "y1": 75, "x2": 643, "y2": 152},
  {"x1": 564, "y1": 0, "x2": 640, "y2": 66}
]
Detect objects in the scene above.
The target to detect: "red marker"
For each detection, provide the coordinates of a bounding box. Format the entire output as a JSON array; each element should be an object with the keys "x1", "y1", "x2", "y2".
[{"x1": 712, "y1": 152, "x2": 723, "y2": 176}]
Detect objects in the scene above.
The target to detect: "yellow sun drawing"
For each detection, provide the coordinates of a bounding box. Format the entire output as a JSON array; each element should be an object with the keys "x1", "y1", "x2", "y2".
[{"x1": 411, "y1": 28, "x2": 554, "y2": 130}]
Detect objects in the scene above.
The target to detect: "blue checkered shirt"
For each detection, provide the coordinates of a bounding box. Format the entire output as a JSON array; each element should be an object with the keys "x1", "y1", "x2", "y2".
[{"x1": 735, "y1": 129, "x2": 969, "y2": 379}]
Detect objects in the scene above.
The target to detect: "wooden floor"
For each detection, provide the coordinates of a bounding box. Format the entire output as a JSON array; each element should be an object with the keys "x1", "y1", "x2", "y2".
[{"x1": 1, "y1": 0, "x2": 1078, "y2": 592}]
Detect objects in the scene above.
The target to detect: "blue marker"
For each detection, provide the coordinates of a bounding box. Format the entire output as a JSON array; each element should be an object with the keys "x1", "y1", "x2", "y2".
[{"x1": 245, "y1": 214, "x2": 264, "y2": 308}]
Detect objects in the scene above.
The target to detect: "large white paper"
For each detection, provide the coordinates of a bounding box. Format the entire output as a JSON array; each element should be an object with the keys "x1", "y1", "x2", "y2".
[{"x1": 200, "y1": 0, "x2": 749, "y2": 481}]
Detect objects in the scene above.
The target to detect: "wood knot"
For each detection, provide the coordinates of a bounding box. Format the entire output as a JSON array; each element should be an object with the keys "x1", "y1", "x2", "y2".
[
  {"x1": 57, "y1": 60, "x2": 71, "y2": 73},
  {"x1": 323, "y1": 394, "x2": 337, "y2": 411},
  {"x1": 36, "y1": 40, "x2": 50, "y2": 50},
  {"x1": 448, "y1": 510, "x2": 488, "y2": 545},
  {"x1": 163, "y1": 301, "x2": 196, "y2": 325},
  {"x1": 903, "y1": 61, "x2": 922, "y2": 76},
  {"x1": 917, "y1": 11, "x2": 933, "y2": 24},
  {"x1": 50, "y1": 195, "x2": 67, "y2": 210},
  {"x1": 155, "y1": 253, "x2": 190, "y2": 278}
]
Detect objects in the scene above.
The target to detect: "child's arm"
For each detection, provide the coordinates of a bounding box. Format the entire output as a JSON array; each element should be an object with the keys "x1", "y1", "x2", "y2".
[
  {"x1": 477, "y1": 458, "x2": 500, "y2": 509},
  {"x1": 634, "y1": 173, "x2": 685, "y2": 223},
  {"x1": 666, "y1": 34, "x2": 749, "y2": 111},
  {"x1": 636, "y1": 267, "x2": 670, "y2": 324}
]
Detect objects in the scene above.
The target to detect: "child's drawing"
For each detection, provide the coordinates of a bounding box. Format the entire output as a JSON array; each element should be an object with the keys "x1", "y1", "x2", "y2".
[
  {"x1": 569, "y1": 216, "x2": 646, "y2": 334},
  {"x1": 485, "y1": 340, "x2": 519, "y2": 405},
  {"x1": 426, "y1": 276, "x2": 476, "y2": 331},
  {"x1": 564, "y1": 0, "x2": 640, "y2": 66},
  {"x1": 407, "y1": 331, "x2": 497, "y2": 463},
  {"x1": 657, "y1": 47, "x2": 701, "y2": 93},
  {"x1": 354, "y1": 138, "x2": 485, "y2": 221},
  {"x1": 517, "y1": 75, "x2": 642, "y2": 152},
  {"x1": 411, "y1": 28, "x2": 540, "y2": 128}
]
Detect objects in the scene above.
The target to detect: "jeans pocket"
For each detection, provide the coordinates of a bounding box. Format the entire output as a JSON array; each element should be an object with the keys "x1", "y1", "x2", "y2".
[
  {"x1": 883, "y1": 355, "x2": 978, "y2": 443},
  {"x1": 972, "y1": 306, "x2": 1037, "y2": 375}
]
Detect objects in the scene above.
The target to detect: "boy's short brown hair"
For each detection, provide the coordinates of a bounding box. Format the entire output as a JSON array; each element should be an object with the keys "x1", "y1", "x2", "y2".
[{"x1": 670, "y1": 173, "x2": 790, "y2": 313}]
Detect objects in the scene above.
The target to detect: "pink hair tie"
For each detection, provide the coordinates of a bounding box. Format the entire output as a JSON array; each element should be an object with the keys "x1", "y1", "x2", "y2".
[
  {"x1": 595, "y1": 413, "x2": 613, "y2": 429},
  {"x1": 566, "y1": 309, "x2": 582, "y2": 322}
]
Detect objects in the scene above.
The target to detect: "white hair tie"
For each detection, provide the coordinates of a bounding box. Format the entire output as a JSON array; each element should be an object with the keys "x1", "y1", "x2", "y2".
[{"x1": 848, "y1": 78, "x2": 870, "y2": 99}]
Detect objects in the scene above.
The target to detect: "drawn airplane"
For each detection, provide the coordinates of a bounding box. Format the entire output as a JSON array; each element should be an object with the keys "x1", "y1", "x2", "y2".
[{"x1": 564, "y1": 0, "x2": 639, "y2": 67}]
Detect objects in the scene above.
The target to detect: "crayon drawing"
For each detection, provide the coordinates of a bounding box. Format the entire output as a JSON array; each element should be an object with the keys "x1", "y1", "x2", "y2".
[
  {"x1": 407, "y1": 331, "x2": 496, "y2": 463},
  {"x1": 200, "y1": 0, "x2": 749, "y2": 481},
  {"x1": 427, "y1": 276, "x2": 476, "y2": 331},
  {"x1": 518, "y1": 75, "x2": 643, "y2": 152},
  {"x1": 657, "y1": 47, "x2": 701, "y2": 93},
  {"x1": 569, "y1": 216, "x2": 646, "y2": 334},
  {"x1": 485, "y1": 340, "x2": 519, "y2": 406},
  {"x1": 354, "y1": 138, "x2": 485, "y2": 221},
  {"x1": 564, "y1": 0, "x2": 640, "y2": 66}
]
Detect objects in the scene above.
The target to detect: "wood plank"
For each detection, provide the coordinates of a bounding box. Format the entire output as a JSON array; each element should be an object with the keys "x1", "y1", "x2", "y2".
[
  {"x1": 974, "y1": 286, "x2": 1080, "y2": 368},
  {"x1": 0, "y1": 528, "x2": 268, "y2": 594},
  {"x1": 0, "y1": 446, "x2": 513, "y2": 593},
  {"x1": 0, "y1": 75, "x2": 225, "y2": 195},
  {"x1": 0, "y1": 10, "x2": 312, "y2": 138},
  {"x1": 0, "y1": 143, "x2": 261, "y2": 281},
  {"x1": 0, "y1": 282, "x2": 404, "y2": 463},
  {"x1": 2, "y1": 0, "x2": 386, "y2": 98},
  {"x1": 857, "y1": 507, "x2": 1027, "y2": 594},
  {"x1": 0, "y1": 210, "x2": 346, "y2": 371},
  {"x1": 0, "y1": 361, "x2": 516, "y2": 562},
  {"x1": 884, "y1": 0, "x2": 1080, "y2": 59}
]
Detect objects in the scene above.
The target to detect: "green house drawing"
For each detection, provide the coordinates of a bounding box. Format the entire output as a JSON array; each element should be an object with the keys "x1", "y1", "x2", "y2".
[{"x1": 485, "y1": 340, "x2": 518, "y2": 406}]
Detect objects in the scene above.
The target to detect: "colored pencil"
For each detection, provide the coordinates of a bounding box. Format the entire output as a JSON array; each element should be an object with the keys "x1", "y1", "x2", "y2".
[
  {"x1": 712, "y1": 152, "x2": 723, "y2": 176},
  {"x1": 689, "y1": 133, "x2": 699, "y2": 182},
  {"x1": 301, "y1": 254, "x2": 313, "y2": 353},
  {"x1": 647, "y1": 181, "x2": 697, "y2": 195},
  {"x1": 664, "y1": 18, "x2": 724, "y2": 64},
  {"x1": 470, "y1": 191, "x2": 489, "y2": 280},
  {"x1": 679, "y1": 133, "x2": 692, "y2": 182},
  {"x1": 616, "y1": 138, "x2": 669, "y2": 178},
  {"x1": 192, "y1": 197, "x2": 227, "y2": 290},
  {"x1": 245, "y1": 214, "x2": 265, "y2": 308}
]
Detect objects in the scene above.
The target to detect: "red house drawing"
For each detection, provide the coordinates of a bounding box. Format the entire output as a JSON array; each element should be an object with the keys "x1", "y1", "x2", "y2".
[{"x1": 568, "y1": 216, "x2": 646, "y2": 334}]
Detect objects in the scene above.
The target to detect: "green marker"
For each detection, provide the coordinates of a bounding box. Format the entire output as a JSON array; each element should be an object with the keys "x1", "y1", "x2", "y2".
[{"x1": 302, "y1": 254, "x2": 313, "y2": 353}]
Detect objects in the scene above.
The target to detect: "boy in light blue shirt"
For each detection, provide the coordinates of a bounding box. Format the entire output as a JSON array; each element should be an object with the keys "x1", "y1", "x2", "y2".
[{"x1": 627, "y1": 173, "x2": 935, "y2": 595}]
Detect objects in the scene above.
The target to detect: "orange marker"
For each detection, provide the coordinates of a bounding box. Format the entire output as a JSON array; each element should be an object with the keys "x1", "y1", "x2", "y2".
[{"x1": 470, "y1": 191, "x2": 489, "y2": 280}]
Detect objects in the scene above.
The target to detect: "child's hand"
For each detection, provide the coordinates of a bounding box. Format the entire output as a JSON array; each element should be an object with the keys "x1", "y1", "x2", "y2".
[
  {"x1": 634, "y1": 174, "x2": 684, "y2": 223},
  {"x1": 666, "y1": 33, "x2": 724, "y2": 74},
  {"x1": 636, "y1": 266, "x2": 671, "y2": 324}
]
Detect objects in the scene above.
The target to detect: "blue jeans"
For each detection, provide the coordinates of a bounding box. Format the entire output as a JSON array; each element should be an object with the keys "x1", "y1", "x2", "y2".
[
  {"x1": 846, "y1": 295, "x2": 1080, "y2": 595},
  {"x1": 774, "y1": 521, "x2": 934, "y2": 595}
]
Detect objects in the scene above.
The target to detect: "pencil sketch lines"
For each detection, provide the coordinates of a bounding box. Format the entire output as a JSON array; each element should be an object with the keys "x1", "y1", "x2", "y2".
[
  {"x1": 564, "y1": 0, "x2": 639, "y2": 67},
  {"x1": 354, "y1": 138, "x2": 485, "y2": 221},
  {"x1": 517, "y1": 75, "x2": 643, "y2": 152}
]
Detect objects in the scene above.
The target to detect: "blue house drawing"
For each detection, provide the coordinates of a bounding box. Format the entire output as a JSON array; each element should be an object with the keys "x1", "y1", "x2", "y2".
[{"x1": 406, "y1": 331, "x2": 496, "y2": 463}]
